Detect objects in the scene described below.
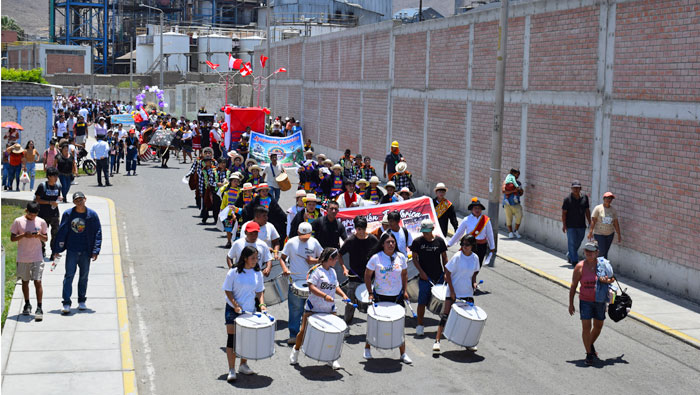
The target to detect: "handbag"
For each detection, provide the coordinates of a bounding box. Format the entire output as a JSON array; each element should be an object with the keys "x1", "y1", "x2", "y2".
[{"x1": 608, "y1": 279, "x2": 632, "y2": 322}]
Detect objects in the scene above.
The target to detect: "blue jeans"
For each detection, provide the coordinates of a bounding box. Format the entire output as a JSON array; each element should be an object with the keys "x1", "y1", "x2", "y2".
[
  {"x1": 110, "y1": 154, "x2": 118, "y2": 173},
  {"x1": 567, "y1": 227, "x2": 587, "y2": 263},
  {"x1": 25, "y1": 162, "x2": 36, "y2": 190},
  {"x1": 58, "y1": 174, "x2": 72, "y2": 201},
  {"x1": 269, "y1": 187, "x2": 281, "y2": 202},
  {"x1": 287, "y1": 288, "x2": 305, "y2": 338},
  {"x1": 126, "y1": 148, "x2": 138, "y2": 173},
  {"x1": 594, "y1": 233, "x2": 615, "y2": 259},
  {"x1": 2, "y1": 163, "x2": 8, "y2": 188},
  {"x1": 62, "y1": 250, "x2": 91, "y2": 306},
  {"x1": 7, "y1": 164, "x2": 21, "y2": 190}
]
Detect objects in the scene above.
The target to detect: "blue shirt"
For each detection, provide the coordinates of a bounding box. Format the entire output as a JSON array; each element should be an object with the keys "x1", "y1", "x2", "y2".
[
  {"x1": 90, "y1": 140, "x2": 110, "y2": 160},
  {"x1": 595, "y1": 258, "x2": 614, "y2": 303}
]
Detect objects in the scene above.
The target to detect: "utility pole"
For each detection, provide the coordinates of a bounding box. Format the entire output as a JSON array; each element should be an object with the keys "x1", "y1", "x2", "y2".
[
  {"x1": 265, "y1": 0, "x2": 272, "y2": 110},
  {"x1": 419, "y1": 0, "x2": 423, "y2": 22},
  {"x1": 129, "y1": 36, "x2": 134, "y2": 100},
  {"x1": 139, "y1": 3, "x2": 164, "y2": 89},
  {"x1": 487, "y1": 0, "x2": 509, "y2": 267}
]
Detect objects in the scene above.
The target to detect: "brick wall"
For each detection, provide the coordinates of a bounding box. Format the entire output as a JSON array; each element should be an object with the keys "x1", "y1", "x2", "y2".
[
  {"x1": 46, "y1": 53, "x2": 85, "y2": 74},
  {"x1": 261, "y1": 0, "x2": 700, "y2": 300}
]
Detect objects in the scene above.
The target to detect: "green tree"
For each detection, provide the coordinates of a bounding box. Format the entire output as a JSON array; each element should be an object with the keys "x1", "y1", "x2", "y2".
[
  {"x1": 1, "y1": 16, "x2": 24, "y2": 40},
  {"x1": 1, "y1": 67, "x2": 48, "y2": 84}
]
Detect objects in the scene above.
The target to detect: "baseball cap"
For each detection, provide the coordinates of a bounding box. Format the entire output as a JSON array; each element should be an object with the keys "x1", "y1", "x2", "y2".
[
  {"x1": 583, "y1": 241, "x2": 599, "y2": 251},
  {"x1": 72, "y1": 191, "x2": 86, "y2": 201},
  {"x1": 245, "y1": 222, "x2": 260, "y2": 233},
  {"x1": 298, "y1": 222, "x2": 313, "y2": 235},
  {"x1": 603, "y1": 191, "x2": 615, "y2": 199},
  {"x1": 571, "y1": 180, "x2": 582, "y2": 188},
  {"x1": 420, "y1": 219, "x2": 435, "y2": 232}
]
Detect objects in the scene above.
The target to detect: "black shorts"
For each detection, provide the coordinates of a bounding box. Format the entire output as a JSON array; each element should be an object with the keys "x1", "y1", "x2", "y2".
[{"x1": 373, "y1": 292, "x2": 405, "y2": 307}]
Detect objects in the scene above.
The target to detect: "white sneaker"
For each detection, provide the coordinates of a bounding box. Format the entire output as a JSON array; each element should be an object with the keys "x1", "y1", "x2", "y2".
[
  {"x1": 467, "y1": 345, "x2": 478, "y2": 352},
  {"x1": 78, "y1": 302, "x2": 87, "y2": 310},
  {"x1": 514, "y1": 230, "x2": 522, "y2": 239},
  {"x1": 432, "y1": 342, "x2": 441, "y2": 352},
  {"x1": 286, "y1": 336, "x2": 297, "y2": 345},
  {"x1": 415, "y1": 325, "x2": 425, "y2": 336},
  {"x1": 61, "y1": 305, "x2": 70, "y2": 315},
  {"x1": 327, "y1": 360, "x2": 341, "y2": 370},
  {"x1": 238, "y1": 363, "x2": 255, "y2": 375},
  {"x1": 289, "y1": 349, "x2": 299, "y2": 365},
  {"x1": 400, "y1": 353, "x2": 413, "y2": 364},
  {"x1": 363, "y1": 348, "x2": 373, "y2": 360},
  {"x1": 508, "y1": 232, "x2": 515, "y2": 239},
  {"x1": 226, "y1": 369, "x2": 237, "y2": 382}
]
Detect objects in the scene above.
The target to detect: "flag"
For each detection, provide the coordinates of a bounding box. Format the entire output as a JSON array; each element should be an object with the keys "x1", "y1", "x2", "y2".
[
  {"x1": 240, "y1": 62, "x2": 253, "y2": 76},
  {"x1": 229, "y1": 54, "x2": 243, "y2": 70},
  {"x1": 260, "y1": 55, "x2": 268, "y2": 68},
  {"x1": 205, "y1": 60, "x2": 219, "y2": 70},
  {"x1": 275, "y1": 67, "x2": 287, "y2": 73}
]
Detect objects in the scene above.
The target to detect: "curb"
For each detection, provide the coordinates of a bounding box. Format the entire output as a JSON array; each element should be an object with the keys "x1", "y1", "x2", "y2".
[
  {"x1": 497, "y1": 253, "x2": 700, "y2": 350},
  {"x1": 104, "y1": 198, "x2": 138, "y2": 395}
]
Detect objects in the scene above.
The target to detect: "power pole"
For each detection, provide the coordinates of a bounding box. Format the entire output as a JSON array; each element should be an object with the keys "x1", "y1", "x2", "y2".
[
  {"x1": 487, "y1": 0, "x2": 509, "y2": 267},
  {"x1": 129, "y1": 36, "x2": 134, "y2": 100},
  {"x1": 265, "y1": 0, "x2": 272, "y2": 109},
  {"x1": 159, "y1": 11, "x2": 164, "y2": 89},
  {"x1": 419, "y1": 0, "x2": 423, "y2": 22}
]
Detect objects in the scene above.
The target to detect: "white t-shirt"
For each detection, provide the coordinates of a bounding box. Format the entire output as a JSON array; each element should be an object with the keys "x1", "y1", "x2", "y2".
[
  {"x1": 78, "y1": 108, "x2": 89, "y2": 119},
  {"x1": 286, "y1": 205, "x2": 304, "y2": 235},
  {"x1": 227, "y1": 238, "x2": 272, "y2": 270},
  {"x1": 263, "y1": 162, "x2": 284, "y2": 188},
  {"x1": 445, "y1": 252, "x2": 480, "y2": 299},
  {"x1": 282, "y1": 236, "x2": 324, "y2": 282},
  {"x1": 241, "y1": 221, "x2": 279, "y2": 249},
  {"x1": 305, "y1": 266, "x2": 338, "y2": 313},
  {"x1": 222, "y1": 268, "x2": 264, "y2": 311},
  {"x1": 56, "y1": 121, "x2": 68, "y2": 135},
  {"x1": 117, "y1": 129, "x2": 128, "y2": 141},
  {"x1": 390, "y1": 228, "x2": 413, "y2": 255},
  {"x1": 366, "y1": 251, "x2": 407, "y2": 296},
  {"x1": 95, "y1": 123, "x2": 108, "y2": 137}
]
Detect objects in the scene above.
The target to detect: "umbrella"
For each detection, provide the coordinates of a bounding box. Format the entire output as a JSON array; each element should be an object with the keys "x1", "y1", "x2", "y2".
[
  {"x1": 147, "y1": 129, "x2": 175, "y2": 147},
  {"x1": 1, "y1": 122, "x2": 23, "y2": 130}
]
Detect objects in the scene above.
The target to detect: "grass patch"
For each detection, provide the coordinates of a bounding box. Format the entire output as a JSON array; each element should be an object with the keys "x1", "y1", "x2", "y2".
[
  {"x1": 2, "y1": 204, "x2": 25, "y2": 328},
  {"x1": 35, "y1": 168, "x2": 87, "y2": 180}
]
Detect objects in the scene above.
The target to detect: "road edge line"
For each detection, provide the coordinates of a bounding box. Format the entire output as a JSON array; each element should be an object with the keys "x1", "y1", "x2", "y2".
[
  {"x1": 105, "y1": 197, "x2": 137, "y2": 395},
  {"x1": 497, "y1": 253, "x2": 700, "y2": 350}
]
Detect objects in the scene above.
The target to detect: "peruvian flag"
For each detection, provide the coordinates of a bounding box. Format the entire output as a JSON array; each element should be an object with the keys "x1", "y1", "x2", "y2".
[
  {"x1": 260, "y1": 55, "x2": 268, "y2": 68},
  {"x1": 240, "y1": 62, "x2": 253, "y2": 77},
  {"x1": 228, "y1": 54, "x2": 242, "y2": 70},
  {"x1": 205, "y1": 60, "x2": 219, "y2": 70},
  {"x1": 275, "y1": 67, "x2": 287, "y2": 73}
]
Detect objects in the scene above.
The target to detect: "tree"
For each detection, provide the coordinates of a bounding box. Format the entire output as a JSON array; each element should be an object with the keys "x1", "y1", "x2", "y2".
[
  {"x1": 1, "y1": 68, "x2": 48, "y2": 84},
  {"x1": 1, "y1": 16, "x2": 24, "y2": 40}
]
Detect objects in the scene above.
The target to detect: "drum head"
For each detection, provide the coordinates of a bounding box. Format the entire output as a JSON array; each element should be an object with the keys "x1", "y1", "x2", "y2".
[
  {"x1": 368, "y1": 302, "x2": 405, "y2": 321},
  {"x1": 308, "y1": 313, "x2": 347, "y2": 333},
  {"x1": 293, "y1": 280, "x2": 308, "y2": 291},
  {"x1": 355, "y1": 284, "x2": 370, "y2": 302},
  {"x1": 432, "y1": 284, "x2": 448, "y2": 300},
  {"x1": 235, "y1": 313, "x2": 274, "y2": 328},
  {"x1": 275, "y1": 173, "x2": 288, "y2": 182},
  {"x1": 139, "y1": 144, "x2": 149, "y2": 155},
  {"x1": 453, "y1": 303, "x2": 487, "y2": 321}
]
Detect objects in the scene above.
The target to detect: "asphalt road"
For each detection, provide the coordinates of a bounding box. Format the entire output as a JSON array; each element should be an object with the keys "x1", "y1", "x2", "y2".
[{"x1": 76, "y1": 154, "x2": 700, "y2": 394}]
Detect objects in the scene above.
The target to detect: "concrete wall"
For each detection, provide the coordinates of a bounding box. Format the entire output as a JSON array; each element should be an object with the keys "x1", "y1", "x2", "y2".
[
  {"x1": 257, "y1": 0, "x2": 700, "y2": 302},
  {"x1": 1, "y1": 82, "x2": 55, "y2": 152}
]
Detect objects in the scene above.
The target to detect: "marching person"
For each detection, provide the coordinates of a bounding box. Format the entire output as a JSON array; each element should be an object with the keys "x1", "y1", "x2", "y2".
[
  {"x1": 280, "y1": 222, "x2": 324, "y2": 345},
  {"x1": 10, "y1": 202, "x2": 48, "y2": 320},
  {"x1": 588, "y1": 192, "x2": 621, "y2": 259},
  {"x1": 411, "y1": 219, "x2": 448, "y2": 337},
  {"x1": 383, "y1": 140, "x2": 404, "y2": 180},
  {"x1": 210, "y1": 122, "x2": 223, "y2": 159},
  {"x1": 51, "y1": 192, "x2": 102, "y2": 315},
  {"x1": 355, "y1": 178, "x2": 369, "y2": 197},
  {"x1": 337, "y1": 179, "x2": 364, "y2": 208},
  {"x1": 288, "y1": 194, "x2": 323, "y2": 238},
  {"x1": 562, "y1": 180, "x2": 591, "y2": 265},
  {"x1": 433, "y1": 235, "x2": 480, "y2": 353},
  {"x1": 263, "y1": 153, "x2": 285, "y2": 202},
  {"x1": 391, "y1": 162, "x2": 416, "y2": 193},
  {"x1": 339, "y1": 216, "x2": 379, "y2": 327},
  {"x1": 226, "y1": 221, "x2": 273, "y2": 276},
  {"x1": 503, "y1": 168, "x2": 524, "y2": 239},
  {"x1": 229, "y1": 151, "x2": 246, "y2": 175},
  {"x1": 241, "y1": 183, "x2": 287, "y2": 241},
  {"x1": 433, "y1": 183, "x2": 459, "y2": 237},
  {"x1": 449, "y1": 198, "x2": 495, "y2": 279},
  {"x1": 363, "y1": 176, "x2": 384, "y2": 204},
  {"x1": 380, "y1": 181, "x2": 402, "y2": 204},
  {"x1": 125, "y1": 129, "x2": 139, "y2": 176},
  {"x1": 320, "y1": 164, "x2": 345, "y2": 200},
  {"x1": 311, "y1": 200, "x2": 347, "y2": 250},
  {"x1": 220, "y1": 172, "x2": 243, "y2": 248},
  {"x1": 357, "y1": 156, "x2": 377, "y2": 182},
  {"x1": 241, "y1": 206, "x2": 281, "y2": 263},
  {"x1": 90, "y1": 135, "x2": 111, "y2": 187},
  {"x1": 222, "y1": 246, "x2": 265, "y2": 382},
  {"x1": 286, "y1": 190, "x2": 307, "y2": 236},
  {"x1": 568, "y1": 241, "x2": 615, "y2": 366},
  {"x1": 297, "y1": 150, "x2": 320, "y2": 193},
  {"x1": 386, "y1": 210, "x2": 413, "y2": 256},
  {"x1": 199, "y1": 157, "x2": 219, "y2": 224},
  {"x1": 289, "y1": 247, "x2": 350, "y2": 370},
  {"x1": 398, "y1": 187, "x2": 413, "y2": 201},
  {"x1": 363, "y1": 232, "x2": 412, "y2": 364},
  {"x1": 246, "y1": 164, "x2": 264, "y2": 187}
]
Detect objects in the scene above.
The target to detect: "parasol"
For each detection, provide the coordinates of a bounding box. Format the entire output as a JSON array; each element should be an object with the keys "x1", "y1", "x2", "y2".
[{"x1": 1, "y1": 122, "x2": 23, "y2": 130}]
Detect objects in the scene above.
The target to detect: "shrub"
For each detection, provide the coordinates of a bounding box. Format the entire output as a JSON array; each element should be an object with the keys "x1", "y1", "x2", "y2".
[{"x1": 1, "y1": 67, "x2": 48, "y2": 84}]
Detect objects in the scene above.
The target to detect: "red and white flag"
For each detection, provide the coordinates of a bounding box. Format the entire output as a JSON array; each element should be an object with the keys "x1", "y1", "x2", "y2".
[
  {"x1": 205, "y1": 60, "x2": 219, "y2": 70},
  {"x1": 240, "y1": 62, "x2": 253, "y2": 76},
  {"x1": 228, "y1": 54, "x2": 242, "y2": 70},
  {"x1": 260, "y1": 55, "x2": 268, "y2": 68},
  {"x1": 275, "y1": 67, "x2": 287, "y2": 73}
]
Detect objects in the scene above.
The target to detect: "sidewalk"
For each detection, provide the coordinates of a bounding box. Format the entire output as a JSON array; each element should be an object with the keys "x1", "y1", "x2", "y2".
[
  {"x1": 494, "y1": 231, "x2": 700, "y2": 349},
  {"x1": 1, "y1": 192, "x2": 136, "y2": 394}
]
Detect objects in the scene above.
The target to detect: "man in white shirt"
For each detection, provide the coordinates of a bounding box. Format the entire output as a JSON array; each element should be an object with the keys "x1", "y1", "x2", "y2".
[
  {"x1": 279, "y1": 222, "x2": 323, "y2": 344},
  {"x1": 90, "y1": 136, "x2": 111, "y2": 187},
  {"x1": 386, "y1": 210, "x2": 413, "y2": 256},
  {"x1": 241, "y1": 206, "x2": 281, "y2": 259},
  {"x1": 448, "y1": 198, "x2": 496, "y2": 269},
  {"x1": 78, "y1": 106, "x2": 89, "y2": 120},
  {"x1": 226, "y1": 222, "x2": 272, "y2": 276},
  {"x1": 263, "y1": 153, "x2": 285, "y2": 201}
]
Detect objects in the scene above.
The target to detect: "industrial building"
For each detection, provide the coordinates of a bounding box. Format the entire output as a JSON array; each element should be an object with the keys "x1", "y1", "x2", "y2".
[{"x1": 3, "y1": 42, "x2": 91, "y2": 74}]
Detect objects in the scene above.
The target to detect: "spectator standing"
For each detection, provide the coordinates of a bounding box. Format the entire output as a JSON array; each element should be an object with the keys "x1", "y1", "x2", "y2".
[
  {"x1": 51, "y1": 192, "x2": 102, "y2": 315},
  {"x1": 562, "y1": 180, "x2": 591, "y2": 265},
  {"x1": 10, "y1": 202, "x2": 48, "y2": 321},
  {"x1": 90, "y1": 136, "x2": 111, "y2": 186},
  {"x1": 22, "y1": 140, "x2": 39, "y2": 191},
  {"x1": 42, "y1": 139, "x2": 59, "y2": 170},
  {"x1": 588, "y1": 192, "x2": 621, "y2": 259},
  {"x1": 6, "y1": 143, "x2": 25, "y2": 191},
  {"x1": 502, "y1": 169, "x2": 524, "y2": 239}
]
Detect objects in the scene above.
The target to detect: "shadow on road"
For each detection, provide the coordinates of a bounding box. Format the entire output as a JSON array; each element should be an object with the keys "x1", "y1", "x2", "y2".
[
  {"x1": 566, "y1": 354, "x2": 628, "y2": 368},
  {"x1": 292, "y1": 364, "x2": 344, "y2": 381},
  {"x1": 438, "y1": 350, "x2": 486, "y2": 364},
  {"x1": 359, "y1": 358, "x2": 404, "y2": 373},
  {"x1": 217, "y1": 373, "x2": 273, "y2": 388}
]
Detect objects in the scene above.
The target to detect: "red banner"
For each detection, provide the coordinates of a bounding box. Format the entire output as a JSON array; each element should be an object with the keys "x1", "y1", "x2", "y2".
[{"x1": 336, "y1": 196, "x2": 444, "y2": 240}]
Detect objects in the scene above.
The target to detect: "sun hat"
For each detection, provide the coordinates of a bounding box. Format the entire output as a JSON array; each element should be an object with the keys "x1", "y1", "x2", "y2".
[
  {"x1": 323, "y1": 159, "x2": 333, "y2": 166},
  {"x1": 245, "y1": 158, "x2": 257, "y2": 167},
  {"x1": 295, "y1": 190, "x2": 307, "y2": 198},
  {"x1": 10, "y1": 143, "x2": 24, "y2": 154},
  {"x1": 399, "y1": 187, "x2": 413, "y2": 197},
  {"x1": 242, "y1": 182, "x2": 255, "y2": 191},
  {"x1": 331, "y1": 164, "x2": 343, "y2": 171},
  {"x1": 249, "y1": 164, "x2": 262, "y2": 172},
  {"x1": 385, "y1": 181, "x2": 396, "y2": 189},
  {"x1": 467, "y1": 197, "x2": 486, "y2": 211},
  {"x1": 434, "y1": 182, "x2": 448, "y2": 193},
  {"x1": 256, "y1": 183, "x2": 270, "y2": 190},
  {"x1": 356, "y1": 178, "x2": 369, "y2": 187},
  {"x1": 369, "y1": 176, "x2": 380, "y2": 184},
  {"x1": 304, "y1": 193, "x2": 319, "y2": 203},
  {"x1": 396, "y1": 162, "x2": 408, "y2": 173},
  {"x1": 227, "y1": 151, "x2": 243, "y2": 160}
]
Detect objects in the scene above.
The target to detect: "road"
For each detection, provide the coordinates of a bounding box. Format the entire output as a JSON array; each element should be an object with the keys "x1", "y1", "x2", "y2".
[{"x1": 74, "y1": 153, "x2": 700, "y2": 394}]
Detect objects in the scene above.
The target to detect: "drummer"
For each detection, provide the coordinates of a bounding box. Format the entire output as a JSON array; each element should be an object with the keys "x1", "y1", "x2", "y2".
[
  {"x1": 339, "y1": 216, "x2": 379, "y2": 327},
  {"x1": 289, "y1": 247, "x2": 350, "y2": 370},
  {"x1": 410, "y1": 219, "x2": 448, "y2": 337},
  {"x1": 433, "y1": 235, "x2": 480, "y2": 353},
  {"x1": 363, "y1": 232, "x2": 413, "y2": 364},
  {"x1": 222, "y1": 246, "x2": 266, "y2": 382},
  {"x1": 279, "y1": 222, "x2": 324, "y2": 345},
  {"x1": 262, "y1": 153, "x2": 285, "y2": 202}
]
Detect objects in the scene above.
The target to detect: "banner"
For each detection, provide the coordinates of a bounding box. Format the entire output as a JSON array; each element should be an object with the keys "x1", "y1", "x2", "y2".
[
  {"x1": 223, "y1": 106, "x2": 266, "y2": 150},
  {"x1": 249, "y1": 131, "x2": 305, "y2": 169},
  {"x1": 336, "y1": 196, "x2": 445, "y2": 240},
  {"x1": 110, "y1": 114, "x2": 135, "y2": 125}
]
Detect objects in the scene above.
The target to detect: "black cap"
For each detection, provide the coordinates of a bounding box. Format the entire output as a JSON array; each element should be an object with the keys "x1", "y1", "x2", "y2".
[{"x1": 72, "y1": 191, "x2": 86, "y2": 201}]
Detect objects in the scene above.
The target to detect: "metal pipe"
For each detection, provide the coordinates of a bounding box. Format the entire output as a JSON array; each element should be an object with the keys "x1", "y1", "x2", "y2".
[
  {"x1": 265, "y1": 0, "x2": 271, "y2": 109},
  {"x1": 139, "y1": 3, "x2": 165, "y2": 88}
]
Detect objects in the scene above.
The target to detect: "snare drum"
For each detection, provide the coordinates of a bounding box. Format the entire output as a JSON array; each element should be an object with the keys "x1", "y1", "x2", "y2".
[
  {"x1": 354, "y1": 283, "x2": 371, "y2": 314},
  {"x1": 263, "y1": 265, "x2": 289, "y2": 305},
  {"x1": 444, "y1": 303, "x2": 487, "y2": 348},
  {"x1": 235, "y1": 313, "x2": 276, "y2": 360},
  {"x1": 292, "y1": 280, "x2": 310, "y2": 298},
  {"x1": 366, "y1": 302, "x2": 405, "y2": 350},
  {"x1": 301, "y1": 313, "x2": 347, "y2": 362},
  {"x1": 428, "y1": 284, "x2": 448, "y2": 315},
  {"x1": 405, "y1": 260, "x2": 420, "y2": 303}
]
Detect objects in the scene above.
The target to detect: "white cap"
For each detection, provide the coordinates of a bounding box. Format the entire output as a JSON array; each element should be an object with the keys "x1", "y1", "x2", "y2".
[{"x1": 298, "y1": 222, "x2": 313, "y2": 235}]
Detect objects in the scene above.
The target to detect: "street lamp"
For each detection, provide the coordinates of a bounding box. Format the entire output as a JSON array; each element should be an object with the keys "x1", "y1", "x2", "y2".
[{"x1": 139, "y1": 3, "x2": 164, "y2": 89}]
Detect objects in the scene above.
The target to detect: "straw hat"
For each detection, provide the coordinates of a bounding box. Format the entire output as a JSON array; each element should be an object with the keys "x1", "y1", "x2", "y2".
[
  {"x1": 256, "y1": 183, "x2": 270, "y2": 190},
  {"x1": 229, "y1": 172, "x2": 242, "y2": 180},
  {"x1": 356, "y1": 178, "x2": 369, "y2": 187},
  {"x1": 434, "y1": 182, "x2": 448, "y2": 193},
  {"x1": 10, "y1": 143, "x2": 24, "y2": 154},
  {"x1": 385, "y1": 181, "x2": 396, "y2": 189},
  {"x1": 396, "y1": 162, "x2": 408, "y2": 173},
  {"x1": 245, "y1": 158, "x2": 257, "y2": 167},
  {"x1": 304, "y1": 193, "x2": 319, "y2": 203},
  {"x1": 304, "y1": 149, "x2": 314, "y2": 156},
  {"x1": 399, "y1": 187, "x2": 413, "y2": 197},
  {"x1": 316, "y1": 153, "x2": 327, "y2": 161},
  {"x1": 227, "y1": 151, "x2": 243, "y2": 161},
  {"x1": 369, "y1": 176, "x2": 380, "y2": 184},
  {"x1": 249, "y1": 164, "x2": 262, "y2": 172},
  {"x1": 331, "y1": 164, "x2": 343, "y2": 171},
  {"x1": 295, "y1": 189, "x2": 307, "y2": 198},
  {"x1": 241, "y1": 182, "x2": 255, "y2": 191},
  {"x1": 323, "y1": 159, "x2": 333, "y2": 166}
]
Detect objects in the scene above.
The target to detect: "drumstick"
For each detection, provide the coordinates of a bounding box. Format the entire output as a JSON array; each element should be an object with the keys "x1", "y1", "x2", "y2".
[
  {"x1": 242, "y1": 310, "x2": 261, "y2": 318},
  {"x1": 262, "y1": 311, "x2": 275, "y2": 322},
  {"x1": 404, "y1": 300, "x2": 417, "y2": 318},
  {"x1": 342, "y1": 299, "x2": 358, "y2": 308}
]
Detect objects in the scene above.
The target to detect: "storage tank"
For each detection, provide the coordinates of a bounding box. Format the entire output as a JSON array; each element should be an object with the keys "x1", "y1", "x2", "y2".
[
  {"x1": 198, "y1": 34, "x2": 233, "y2": 73},
  {"x1": 155, "y1": 32, "x2": 189, "y2": 73},
  {"x1": 238, "y1": 36, "x2": 265, "y2": 65},
  {"x1": 135, "y1": 34, "x2": 153, "y2": 74}
]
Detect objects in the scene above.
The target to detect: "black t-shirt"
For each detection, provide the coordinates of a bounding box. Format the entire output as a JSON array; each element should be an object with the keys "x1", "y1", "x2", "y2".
[
  {"x1": 339, "y1": 233, "x2": 379, "y2": 281},
  {"x1": 74, "y1": 122, "x2": 87, "y2": 136},
  {"x1": 56, "y1": 154, "x2": 74, "y2": 175},
  {"x1": 35, "y1": 181, "x2": 60, "y2": 218},
  {"x1": 562, "y1": 193, "x2": 590, "y2": 228},
  {"x1": 410, "y1": 235, "x2": 447, "y2": 283},
  {"x1": 311, "y1": 216, "x2": 348, "y2": 249}
]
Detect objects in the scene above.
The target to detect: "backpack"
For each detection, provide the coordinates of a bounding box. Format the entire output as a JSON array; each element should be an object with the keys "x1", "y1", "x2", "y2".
[{"x1": 608, "y1": 279, "x2": 632, "y2": 322}]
